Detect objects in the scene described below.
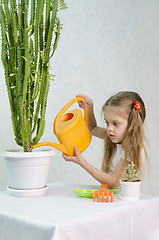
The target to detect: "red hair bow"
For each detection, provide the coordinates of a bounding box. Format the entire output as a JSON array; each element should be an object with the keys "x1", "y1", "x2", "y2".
[{"x1": 133, "y1": 100, "x2": 142, "y2": 111}]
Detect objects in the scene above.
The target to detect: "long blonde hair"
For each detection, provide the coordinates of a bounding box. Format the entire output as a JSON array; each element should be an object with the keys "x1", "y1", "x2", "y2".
[{"x1": 102, "y1": 91, "x2": 147, "y2": 173}]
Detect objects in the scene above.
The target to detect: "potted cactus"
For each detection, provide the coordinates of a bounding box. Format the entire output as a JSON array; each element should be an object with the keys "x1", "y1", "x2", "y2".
[
  {"x1": 0, "y1": 0, "x2": 67, "y2": 196},
  {"x1": 120, "y1": 161, "x2": 142, "y2": 201}
]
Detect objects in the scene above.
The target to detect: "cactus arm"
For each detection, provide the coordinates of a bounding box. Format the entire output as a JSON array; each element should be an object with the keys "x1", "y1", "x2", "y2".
[
  {"x1": 49, "y1": 18, "x2": 61, "y2": 59},
  {"x1": 0, "y1": 4, "x2": 7, "y2": 64},
  {"x1": 33, "y1": 71, "x2": 50, "y2": 144},
  {"x1": 32, "y1": 2, "x2": 38, "y2": 73},
  {"x1": 50, "y1": 0, "x2": 68, "y2": 58},
  {"x1": 3, "y1": 1, "x2": 15, "y2": 67},
  {"x1": 43, "y1": 0, "x2": 58, "y2": 64},
  {"x1": 32, "y1": 0, "x2": 58, "y2": 144},
  {"x1": 17, "y1": 3, "x2": 23, "y2": 44},
  {"x1": 44, "y1": 0, "x2": 51, "y2": 45},
  {"x1": 31, "y1": 11, "x2": 44, "y2": 135},
  {"x1": 30, "y1": 0, "x2": 35, "y2": 27},
  {"x1": 38, "y1": 0, "x2": 45, "y2": 24},
  {"x1": 22, "y1": 1, "x2": 29, "y2": 103},
  {"x1": 32, "y1": 0, "x2": 43, "y2": 73},
  {"x1": 22, "y1": 0, "x2": 32, "y2": 151},
  {"x1": 0, "y1": 4, "x2": 18, "y2": 138},
  {"x1": 10, "y1": 0, "x2": 18, "y2": 43},
  {"x1": 31, "y1": 5, "x2": 44, "y2": 134},
  {"x1": 17, "y1": 46, "x2": 24, "y2": 130}
]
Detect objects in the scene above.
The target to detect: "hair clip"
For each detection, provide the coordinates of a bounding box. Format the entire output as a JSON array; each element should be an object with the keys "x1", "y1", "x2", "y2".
[{"x1": 133, "y1": 100, "x2": 142, "y2": 111}]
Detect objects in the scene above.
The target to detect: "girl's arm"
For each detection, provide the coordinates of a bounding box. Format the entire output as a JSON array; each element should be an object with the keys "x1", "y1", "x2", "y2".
[
  {"x1": 76, "y1": 94, "x2": 105, "y2": 139},
  {"x1": 63, "y1": 147, "x2": 129, "y2": 189}
]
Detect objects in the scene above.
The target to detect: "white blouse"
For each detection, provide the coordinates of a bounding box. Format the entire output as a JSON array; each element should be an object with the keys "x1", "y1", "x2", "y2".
[
  {"x1": 108, "y1": 144, "x2": 146, "y2": 175},
  {"x1": 108, "y1": 144, "x2": 125, "y2": 175}
]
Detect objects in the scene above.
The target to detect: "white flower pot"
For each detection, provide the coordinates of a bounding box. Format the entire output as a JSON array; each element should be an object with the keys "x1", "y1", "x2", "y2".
[
  {"x1": 1, "y1": 149, "x2": 56, "y2": 196},
  {"x1": 120, "y1": 180, "x2": 141, "y2": 201}
]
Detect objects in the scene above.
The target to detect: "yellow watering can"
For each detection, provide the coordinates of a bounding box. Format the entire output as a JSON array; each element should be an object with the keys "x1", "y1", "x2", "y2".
[{"x1": 32, "y1": 97, "x2": 92, "y2": 156}]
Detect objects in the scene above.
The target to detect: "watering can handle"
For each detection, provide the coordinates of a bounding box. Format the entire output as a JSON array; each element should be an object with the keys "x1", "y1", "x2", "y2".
[{"x1": 54, "y1": 97, "x2": 88, "y2": 131}]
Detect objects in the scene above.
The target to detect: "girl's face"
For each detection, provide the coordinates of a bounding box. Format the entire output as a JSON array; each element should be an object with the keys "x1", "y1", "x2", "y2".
[{"x1": 104, "y1": 105, "x2": 129, "y2": 144}]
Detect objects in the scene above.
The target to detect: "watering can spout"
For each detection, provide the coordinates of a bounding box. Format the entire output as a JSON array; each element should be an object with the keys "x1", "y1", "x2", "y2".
[{"x1": 32, "y1": 142, "x2": 67, "y2": 154}]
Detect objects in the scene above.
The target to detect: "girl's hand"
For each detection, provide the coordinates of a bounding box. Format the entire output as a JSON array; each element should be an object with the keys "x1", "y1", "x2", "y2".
[
  {"x1": 63, "y1": 147, "x2": 86, "y2": 166},
  {"x1": 76, "y1": 94, "x2": 93, "y2": 109}
]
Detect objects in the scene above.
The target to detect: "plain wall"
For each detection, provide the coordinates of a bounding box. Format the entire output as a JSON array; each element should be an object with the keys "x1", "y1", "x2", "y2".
[{"x1": 0, "y1": 0, "x2": 159, "y2": 195}]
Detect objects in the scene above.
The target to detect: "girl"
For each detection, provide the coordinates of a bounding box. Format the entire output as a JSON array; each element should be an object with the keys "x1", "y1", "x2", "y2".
[{"x1": 63, "y1": 91, "x2": 148, "y2": 188}]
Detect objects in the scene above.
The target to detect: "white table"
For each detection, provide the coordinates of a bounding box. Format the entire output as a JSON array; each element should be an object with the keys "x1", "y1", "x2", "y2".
[{"x1": 0, "y1": 182, "x2": 159, "y2": 240}]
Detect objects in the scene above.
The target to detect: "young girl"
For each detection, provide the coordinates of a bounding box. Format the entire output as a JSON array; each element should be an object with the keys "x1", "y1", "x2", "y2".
[{"x1": 63, "y1": 91, "x2": 148, "y2": 189}]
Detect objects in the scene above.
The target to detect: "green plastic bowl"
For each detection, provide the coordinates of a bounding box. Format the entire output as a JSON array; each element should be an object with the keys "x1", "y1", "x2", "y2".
[{"x1": 74, "y1": 189, "x2": 119, "y2": 198}]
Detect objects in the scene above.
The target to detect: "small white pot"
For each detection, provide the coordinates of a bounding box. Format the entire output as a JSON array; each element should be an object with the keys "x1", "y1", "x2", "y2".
[
  {"x1": 120, "y1": 179, "x2": 141, "y2": 201},
  {"x1": 1, "y1": 149, "x2": 56, "y2": 196}
]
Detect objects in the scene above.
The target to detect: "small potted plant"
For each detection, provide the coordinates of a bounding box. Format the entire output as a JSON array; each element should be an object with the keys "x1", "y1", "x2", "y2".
[
  {"x1": 120, "y1": 161, "x2": 142, "y2": 201},
  {"x1": 0, "y1": 0, "x2": 67, "y2": 196}
]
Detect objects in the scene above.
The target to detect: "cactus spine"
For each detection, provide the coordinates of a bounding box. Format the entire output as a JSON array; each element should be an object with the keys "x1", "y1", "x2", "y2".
[{"x1": 0, "y1": 0, "x2": 67, "y2": 151}]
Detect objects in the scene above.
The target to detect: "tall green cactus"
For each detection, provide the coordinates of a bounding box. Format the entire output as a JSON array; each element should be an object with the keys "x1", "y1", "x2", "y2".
[{"x1": 0, "y1": 0, "x2": 67, "y2": 151}]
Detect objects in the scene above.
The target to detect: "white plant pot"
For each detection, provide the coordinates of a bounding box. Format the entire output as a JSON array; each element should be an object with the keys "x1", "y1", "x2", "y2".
[
  {"x1": 120, "y1": 180, "x2": 141, "y2": 201},
  {"x1": 1, "y1": 149, "x2": 56, "y2": 196}
]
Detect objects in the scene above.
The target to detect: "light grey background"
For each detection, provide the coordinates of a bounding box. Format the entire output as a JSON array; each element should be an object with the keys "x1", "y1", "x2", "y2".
[{"x1": 0, "y1": 0, "x2": 159, "y2": 195}]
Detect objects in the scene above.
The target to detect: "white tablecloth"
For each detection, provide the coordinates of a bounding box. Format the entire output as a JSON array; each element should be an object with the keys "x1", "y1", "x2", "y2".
[{"x1": 0, "y1": 182, "x2": 159, "y2": 240}]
